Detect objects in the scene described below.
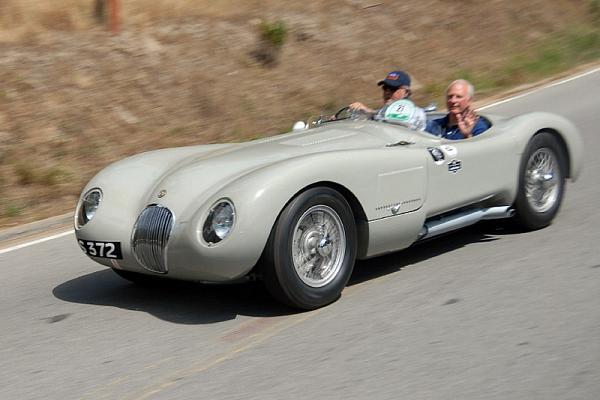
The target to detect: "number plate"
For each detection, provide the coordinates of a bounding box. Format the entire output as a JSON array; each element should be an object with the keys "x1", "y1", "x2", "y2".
[{"x1": 78, "y1": 240, "x2": 123, "y2": 259}]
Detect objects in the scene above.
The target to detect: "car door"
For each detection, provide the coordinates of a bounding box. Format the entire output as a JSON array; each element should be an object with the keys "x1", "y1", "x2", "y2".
[{"x1": 424, "y1": 133, "x2": 518, "y2": 216}]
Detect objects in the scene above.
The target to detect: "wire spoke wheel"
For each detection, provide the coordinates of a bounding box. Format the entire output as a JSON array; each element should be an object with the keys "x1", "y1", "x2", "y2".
[
  {"x1": 261, "y1": 187, "x2": 357, "y2": 310},
  {"x1": 524, "y1": 148, "x2": 559, "y2": 213},
  {"x1": 514, "y1": 132, "x2": 566, "y2": 230},
  {"x1": 291, "y1": 205, "x2": 346, "y2": 288}
]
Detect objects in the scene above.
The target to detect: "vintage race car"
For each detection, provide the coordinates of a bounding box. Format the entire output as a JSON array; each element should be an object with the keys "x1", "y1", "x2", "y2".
[{"x1": 74, "y1": 102, "x2": 583, "y2": 309}]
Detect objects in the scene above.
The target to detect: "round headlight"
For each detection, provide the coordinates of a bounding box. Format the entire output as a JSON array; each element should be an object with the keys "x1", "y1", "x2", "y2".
[
  {"x1": 202, "y1": 200, "x2": 235, "y2": 244},
  {"x1": 77, "y1": 188, "x2": 102, "y2": 228}
]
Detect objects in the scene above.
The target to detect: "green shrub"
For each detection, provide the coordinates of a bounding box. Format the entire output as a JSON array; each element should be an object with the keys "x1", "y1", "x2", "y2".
[
  {"x1": 260, "y1": 20, "x2": 288, "y2": 47},
  {"x1": 252, "y1": 20, "x2": 289, "y2": 66}
]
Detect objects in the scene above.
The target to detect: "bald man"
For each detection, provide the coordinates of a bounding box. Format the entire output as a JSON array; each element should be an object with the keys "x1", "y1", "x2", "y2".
[{"x1": 426, "y1": 79, "x2": 490, "y2": 139}]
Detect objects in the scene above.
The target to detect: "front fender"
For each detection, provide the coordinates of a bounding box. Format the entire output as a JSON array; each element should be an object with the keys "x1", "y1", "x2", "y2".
[{"x1": 166, "y1": 147, "x2": 428, "y2": 280}]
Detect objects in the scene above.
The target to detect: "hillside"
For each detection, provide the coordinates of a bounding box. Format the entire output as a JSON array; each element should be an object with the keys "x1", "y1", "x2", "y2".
[{"x1": 0, "y1": 0, "x2": 599, "y2": 228}]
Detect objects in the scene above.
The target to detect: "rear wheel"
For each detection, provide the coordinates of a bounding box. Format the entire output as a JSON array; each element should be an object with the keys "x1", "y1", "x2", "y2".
[
  {"x1": 514, "y1": 131, "x2": 567, "y2": 230},
  {"x1": 262, "y1": 187, "x2": 357, "y2": 310}
]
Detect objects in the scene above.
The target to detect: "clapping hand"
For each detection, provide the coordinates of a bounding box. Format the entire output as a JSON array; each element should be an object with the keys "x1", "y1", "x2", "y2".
[{"x1": 456, "y1": 107, "x2": 479, "y2": 138}]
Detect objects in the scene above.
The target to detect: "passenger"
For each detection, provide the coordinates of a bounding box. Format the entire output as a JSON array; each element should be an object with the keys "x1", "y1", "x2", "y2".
[
  {"x1": 426, "y1": 79, "x2": 490, "y2": 139},
  {"x1": 348, "y1": 70, "x2": 413, "y2": 116}
]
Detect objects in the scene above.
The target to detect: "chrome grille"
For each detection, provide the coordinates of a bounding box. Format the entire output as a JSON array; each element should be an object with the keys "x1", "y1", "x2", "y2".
[{"x1": 131, "y1": 205, "x2": 174, "y2": 273}]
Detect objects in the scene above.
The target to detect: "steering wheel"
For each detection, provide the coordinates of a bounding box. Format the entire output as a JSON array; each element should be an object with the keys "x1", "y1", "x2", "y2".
[
  {"x1": 334, "y1": 106, "x2": 372, "y2": 121},
  {"x1": 334, "y1": 106, "x2": 351, "y2": 120}
]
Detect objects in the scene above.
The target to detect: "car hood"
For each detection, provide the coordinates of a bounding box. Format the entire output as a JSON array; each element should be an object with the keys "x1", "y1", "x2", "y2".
[
  {"x1": 152, "y1": 121, "x2": 419, "y2": 192},
  {"x1": 85, "y1": 120, "x2": 425, "y2": 220}
]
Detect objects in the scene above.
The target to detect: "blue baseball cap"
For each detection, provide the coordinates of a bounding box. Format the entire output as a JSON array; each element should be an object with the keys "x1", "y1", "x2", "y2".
[{"x1": 377, "y1": 70, "x2": 411, "y2": 88}]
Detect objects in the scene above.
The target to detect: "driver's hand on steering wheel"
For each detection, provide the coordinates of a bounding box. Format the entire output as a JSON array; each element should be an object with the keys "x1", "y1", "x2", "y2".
[{"x1": 349, "y1": 102, "x2": 376, "y2": 115}]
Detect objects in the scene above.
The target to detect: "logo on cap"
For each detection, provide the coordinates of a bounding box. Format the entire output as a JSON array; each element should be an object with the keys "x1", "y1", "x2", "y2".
[{"x1": 387, "y1": 72, "x2": 400, "y2": 80}]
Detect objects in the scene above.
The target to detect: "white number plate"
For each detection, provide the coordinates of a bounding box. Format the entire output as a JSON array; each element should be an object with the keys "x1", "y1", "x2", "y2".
[{"x1": 78, "y1": 240, "x2": 123, "y2": 259}]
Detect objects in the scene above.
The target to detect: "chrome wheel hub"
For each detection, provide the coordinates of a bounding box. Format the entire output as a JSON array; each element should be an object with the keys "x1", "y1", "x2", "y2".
[
  {"x1": 292, "y1": 205, "x2": 346, "y2": 288},
  {"x1": 525, "y1": 148, "x2": 560, "y2": 213}
]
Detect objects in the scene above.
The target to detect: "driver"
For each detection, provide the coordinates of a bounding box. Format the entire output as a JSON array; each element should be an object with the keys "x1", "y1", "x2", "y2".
[
  {"x1": 348, "y1": 70, "x2": 413, "y2": 116},
  {"x1": 378, "y1": 99, "x2": 427, "y2": 131}
]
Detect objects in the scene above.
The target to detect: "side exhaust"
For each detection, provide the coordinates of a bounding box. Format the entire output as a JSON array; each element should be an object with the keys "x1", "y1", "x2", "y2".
[{"x1": 417, "y1": 206, "x2": 514, "y2": 241}]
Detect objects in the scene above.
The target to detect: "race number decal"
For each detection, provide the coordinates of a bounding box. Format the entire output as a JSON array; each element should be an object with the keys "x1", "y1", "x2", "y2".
[{"x1": 78, "y1": 240, "x2": 123, "y2": 259}]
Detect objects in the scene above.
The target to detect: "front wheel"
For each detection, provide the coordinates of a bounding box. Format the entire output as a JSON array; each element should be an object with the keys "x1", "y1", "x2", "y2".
[
  {"x1": 262, "y1": 187, "x2": 357, "y2": 310},
  {"x1": 513, "y1": 131, "x2": 567, "y2": 230}
]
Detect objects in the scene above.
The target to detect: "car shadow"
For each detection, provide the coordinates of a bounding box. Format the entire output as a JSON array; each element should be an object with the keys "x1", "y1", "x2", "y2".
[
  {"x1": 53, "y1": 271, "x2": 296, "y2": 324},
  {"x1": 349, "y1": 220, "x2": 515, "y2": 285},
  {"x1": 53, "y1": 220, "x2": 517, "y2": 324}
]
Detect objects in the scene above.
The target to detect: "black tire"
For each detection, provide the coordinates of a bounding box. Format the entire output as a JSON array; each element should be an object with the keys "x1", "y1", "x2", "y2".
[
  {"x1": 513, "y1": 131, "x2": 567, "y2": 230},
  {"x1": 262, "y1": 187, "x2": 357, "y2": 310}
]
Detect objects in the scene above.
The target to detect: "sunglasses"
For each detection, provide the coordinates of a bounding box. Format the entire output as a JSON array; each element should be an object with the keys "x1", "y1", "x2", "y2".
[{"x1": 382, "y1": 85, "x2": 401, "y2": 92}]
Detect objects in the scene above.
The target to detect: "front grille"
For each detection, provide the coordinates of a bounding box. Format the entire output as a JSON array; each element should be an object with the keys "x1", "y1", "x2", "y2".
[{"x1": 131, "y1": 205, "x2": 174, "y2": 273}]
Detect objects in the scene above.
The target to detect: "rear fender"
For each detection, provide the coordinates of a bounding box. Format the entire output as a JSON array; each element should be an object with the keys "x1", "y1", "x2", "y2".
[{"x1": 499, "y1": 112, "x2": 583, "y2": 181}]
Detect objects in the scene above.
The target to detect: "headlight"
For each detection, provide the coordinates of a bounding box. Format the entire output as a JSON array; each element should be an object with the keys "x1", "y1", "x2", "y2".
[
  {"x1": 76, "y1": 188, "x2": 102, "y2": 229},
  {"x1": 202, "y1": 199, "x2": 235, "y2": 244}
]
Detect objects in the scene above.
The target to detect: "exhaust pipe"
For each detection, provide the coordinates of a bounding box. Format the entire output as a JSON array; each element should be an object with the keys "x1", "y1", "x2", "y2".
[{"x1": 418, "y1": 206, "x2": 514, "y2": 241}]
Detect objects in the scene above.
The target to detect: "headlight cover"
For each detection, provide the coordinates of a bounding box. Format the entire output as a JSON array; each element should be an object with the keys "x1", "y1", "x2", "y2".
[
  {"x1": 202, "y1": 199, "x2": 235, "y2": 245},
  {"x1": 76, "y1": 188, "x2": 102, "y2": 229}
]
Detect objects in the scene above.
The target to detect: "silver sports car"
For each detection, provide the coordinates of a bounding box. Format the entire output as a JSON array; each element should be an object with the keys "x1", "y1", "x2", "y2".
[{"x1": 74, "y1": 104, "x2": 583, "y2": 309}]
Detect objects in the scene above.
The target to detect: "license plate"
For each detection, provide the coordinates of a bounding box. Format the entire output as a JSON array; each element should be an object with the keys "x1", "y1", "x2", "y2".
[{"x1": 78, "y1": 240, "x2": 123, "y2": 259}]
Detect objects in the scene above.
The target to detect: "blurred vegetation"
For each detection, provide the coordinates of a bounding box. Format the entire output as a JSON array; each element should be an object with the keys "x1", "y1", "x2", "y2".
[
  {"x1": 424, "y1": 26, "x2": 600, "y2": 105},
  {"x1": 14, "y1": 163, "x2": 72, "y2": 187},
  {"x1": 4, "y1": 203, "x2": 24, "y2": 218},
  {"x1": 260, "y1": 20, "x2": 288, "y2": 47},
  {"x1": 15, "y1": 163, "x2": 37, "y2": 186},
  {"x1": 591, "y1": 0, "x2": 600, "y2": 23},
  {"x1": 41, "y1": 166, "x2": 73, "y2": 187},
  {"x1": 252, "y1": 19, "x2": 288, "y2": 66}
]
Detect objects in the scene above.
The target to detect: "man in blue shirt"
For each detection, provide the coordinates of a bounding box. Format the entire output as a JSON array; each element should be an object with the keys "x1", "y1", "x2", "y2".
[{"x1": 426, "y1": 79, "x2": 490, "y2": 140}]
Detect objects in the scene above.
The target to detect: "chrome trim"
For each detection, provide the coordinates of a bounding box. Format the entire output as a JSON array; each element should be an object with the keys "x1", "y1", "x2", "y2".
[
  {"x1": 418, "y1": 206, "x2": 514, "y2": 241},
  {"x1": 75, "y1": 188, "x2": 103, "y2": 230},
  {"x1": 202, "y1": 198, "x2": 236, "y2": 245},
  {"x1": 131, "y1": 205, "x2": 174, "y2": 274}
]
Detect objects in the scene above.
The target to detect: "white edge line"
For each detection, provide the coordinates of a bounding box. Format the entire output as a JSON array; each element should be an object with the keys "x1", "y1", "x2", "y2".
[
  {"x1": 0, "y1": 230, "x2": 74, "y2": 255},
  {"x1": 1, "y1": 66, "x2": 599, "y2": 256},
  {"x1": 478, "y1": 66, "x2": 600, "y2": 111}
]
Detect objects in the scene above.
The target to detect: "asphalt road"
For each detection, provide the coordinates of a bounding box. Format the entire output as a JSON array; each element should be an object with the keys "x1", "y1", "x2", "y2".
[{"x1": 1, "y1": 68, "x2": 599, "y2": 400}]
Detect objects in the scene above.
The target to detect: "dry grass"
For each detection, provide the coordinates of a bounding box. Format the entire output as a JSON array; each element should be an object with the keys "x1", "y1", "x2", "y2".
[
  {"x1": 0, "y1": 0, "x2": 598, "y2": 228},
  {"x1": 0, "y1": 0, "x2": 325, "y2": 40}
]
